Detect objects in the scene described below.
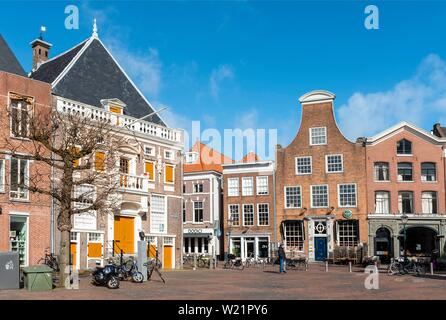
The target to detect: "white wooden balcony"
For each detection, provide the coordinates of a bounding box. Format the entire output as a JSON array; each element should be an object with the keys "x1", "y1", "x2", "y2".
[
  {"x1": 56, "y1": 97, "x2": 183, "y2": 144},
  {"x1": 119, "y1": 173, "x2": 148, "y2": 193}
]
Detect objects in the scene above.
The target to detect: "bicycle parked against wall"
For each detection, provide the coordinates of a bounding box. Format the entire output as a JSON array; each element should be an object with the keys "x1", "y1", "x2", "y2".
[
  {"x1": 144, "y1": 249, "x2": 166, "y2": 284},
  {"x1": 388, "y1": 257, "x2": 426, "y2": 276},
  {"x1": 223, "y1": 254, "x2": 245, "y2": 270},
  {"x1": 37, "y1": 247, "x2": 60, "y2": 272}
]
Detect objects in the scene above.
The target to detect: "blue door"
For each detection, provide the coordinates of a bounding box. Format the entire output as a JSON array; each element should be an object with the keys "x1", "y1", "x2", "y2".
[{"x1": 315, "y1": 237, "x2": 327, "y2": 261}]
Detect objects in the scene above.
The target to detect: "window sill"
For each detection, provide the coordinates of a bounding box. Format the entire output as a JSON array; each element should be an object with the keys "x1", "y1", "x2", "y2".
[
  {"x1": 421, "y1": 181, "x2": 438, "y2": 183},
  {"x1": 397, "y1": 180, "x2": 414, "y2": 183},
  {"x1": 374, "y1": 180, "x2": 391, "y2": 183},
  {"x1": 396, "y1": 154, "x2": 413, "y2": 157},
  {"x1": 296, "y1": 173, "x2": 312, "y2": 176},
  {"x1": 326, "y1": 171, "x2": 343, "y2": 174},
  {"x1": 10, "y1": 198, "x2": 30, "y2": 203}
]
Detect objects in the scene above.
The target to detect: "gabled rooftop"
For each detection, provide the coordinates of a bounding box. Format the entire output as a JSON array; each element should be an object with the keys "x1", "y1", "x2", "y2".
[{"x1": 184, "y1": 141, "x2": 233, "y2": 174}]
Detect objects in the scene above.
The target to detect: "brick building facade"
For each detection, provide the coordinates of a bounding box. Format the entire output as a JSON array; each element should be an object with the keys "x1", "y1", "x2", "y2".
[
  {"x1": 366, "y1": 122, "x2": 446, "y2": 262},
  {"x1": 0, "y1": 35, "x2": 53, "y2": 266},
  {"x1": 275, "y1": 90, "x2": 368, "y2": 262},
  {"x1": 222, "y1": 152, "x2": 276, "y2": 261}
]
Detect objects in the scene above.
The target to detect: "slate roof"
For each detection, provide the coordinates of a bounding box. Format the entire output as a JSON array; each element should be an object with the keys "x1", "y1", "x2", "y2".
[
  {"x1": 30, "y1": 37, "x2": 165, "y2": 126},
  {"x1": 0, "y1": 34, "x2": 26, "y2": 76}
]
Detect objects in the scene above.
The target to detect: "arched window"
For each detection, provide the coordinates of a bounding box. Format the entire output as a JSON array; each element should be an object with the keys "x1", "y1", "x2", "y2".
[{"x1": 397, "y1": 139, "x2": 412, "y2": 155}]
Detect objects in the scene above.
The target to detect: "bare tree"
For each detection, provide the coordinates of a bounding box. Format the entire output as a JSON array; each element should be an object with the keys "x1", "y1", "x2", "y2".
[{"x1": 0, "y1": 95, "x2": 135, "y2": 285}]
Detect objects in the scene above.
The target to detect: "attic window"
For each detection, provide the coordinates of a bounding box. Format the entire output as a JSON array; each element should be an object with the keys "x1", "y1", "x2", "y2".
[
  {"x1": 109, "y1": 104, "x2": 123, "y2": 115},
  {"x1": 397, "y1": 139, "x2": 412, "y2": 155}
]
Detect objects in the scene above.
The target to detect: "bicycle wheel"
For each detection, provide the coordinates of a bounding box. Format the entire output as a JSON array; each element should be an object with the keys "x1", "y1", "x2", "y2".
[
  {"x1": 124, "y1": 260, "x2": 134, "y2": 272},
  {"x1": 198, "y1": 259, "x2": 205, "y2": 268},
  {"x1": 238, "y1": 263, "x2": 245, "y2": 271},
  {"x1": 416, "y1": 265, "x2": 426, "y2": 275},
  {"x1": 132, "y1": 271, "x2": 144, "y2": 283},
  {"x1": 223, "y1": 261, "x2": 231, "y2": 269},
  {"x1": 388, "y1": 262, "x2": 401, "y2": 275}
]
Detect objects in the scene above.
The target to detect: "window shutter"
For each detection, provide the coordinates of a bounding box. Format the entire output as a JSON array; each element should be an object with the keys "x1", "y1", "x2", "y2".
[
  {"x1": 165, "y1": 165, "x2": 174, "y2": 183},
  {"x1": 145, "y1": 162, "x2": 154, "y2": 180},
  {"x1": 94, "y1": 152, "x2": 105, "y2": 171}
]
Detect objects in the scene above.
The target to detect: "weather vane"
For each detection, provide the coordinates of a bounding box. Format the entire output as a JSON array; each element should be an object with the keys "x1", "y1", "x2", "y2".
[{"x1": 39, "y1": 26, "x2": 46, "y2": 40}]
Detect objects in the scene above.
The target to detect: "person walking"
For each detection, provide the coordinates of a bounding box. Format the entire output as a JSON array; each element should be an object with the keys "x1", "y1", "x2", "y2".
[{"x1": 278, "y1": 244, "x2": 286, "y2": 273}]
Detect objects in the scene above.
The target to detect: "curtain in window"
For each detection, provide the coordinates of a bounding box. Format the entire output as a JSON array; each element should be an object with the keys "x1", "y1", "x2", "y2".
[{"x1": 375, "y1": 192, "x2": 389, "y2": 214}]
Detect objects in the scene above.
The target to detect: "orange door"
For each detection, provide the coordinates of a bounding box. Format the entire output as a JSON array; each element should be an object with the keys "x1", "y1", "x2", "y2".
[
  {"x1": 163, "y1": 246, "x2": 173, "y2": 269},
  {"x1": 70, "y1": 243, "x2": 77, "y2": 270},
  {"x1": 114, "y1": 216, "x2": 135, "y2": 254}
]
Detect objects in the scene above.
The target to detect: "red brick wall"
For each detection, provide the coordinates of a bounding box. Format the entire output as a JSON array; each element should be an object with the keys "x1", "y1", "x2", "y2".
[
  {"x1": 366, "y1": 128, "x2": 446, "y2": 215},
  {"x1": 275, "y1": 98, "x2": 368, "y2": 252},
  {"x1": 0, "y1": 72, "x2": 52, "y2": 266}
]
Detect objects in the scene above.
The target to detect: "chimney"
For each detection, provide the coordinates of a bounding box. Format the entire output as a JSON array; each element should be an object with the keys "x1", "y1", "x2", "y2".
[{"x1": 30, "y1": 27, "x2": 52, "y2": 71}]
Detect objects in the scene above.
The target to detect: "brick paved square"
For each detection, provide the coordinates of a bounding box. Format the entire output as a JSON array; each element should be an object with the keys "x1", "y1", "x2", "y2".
[{"x1": 1, "y1": 264, "x2": 445, "y2": 300}]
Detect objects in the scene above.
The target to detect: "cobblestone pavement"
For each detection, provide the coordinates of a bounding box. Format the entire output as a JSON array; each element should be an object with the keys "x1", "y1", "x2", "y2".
[{"x1": 1, "y1": 263, "x2": 446, "y2": 300}]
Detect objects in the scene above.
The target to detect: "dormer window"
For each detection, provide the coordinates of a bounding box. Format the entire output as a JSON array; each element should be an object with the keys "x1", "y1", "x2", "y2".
[
  {"x1": 100, "y1": 98, "x2": 126, "y2": 115},
  {"x1": 397, "y1": 139, "x2": 412, "y2": 155},
  {"x1": 186, "y1": 152, "x2": 199, "y2": 164}
]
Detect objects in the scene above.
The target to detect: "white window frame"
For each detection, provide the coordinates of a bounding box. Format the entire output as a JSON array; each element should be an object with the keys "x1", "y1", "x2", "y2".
[
  {"x1": 256, "y1": 176, "x2": 269, "y2": 195},
  {"x1": 228, "y1": 178, "x2": 239, "y2": 197},
  {"x1": 193, "y1": 183, "x2": 204, "y2": 193},
  {"x1": 193, "y1": 201, "x2": 204, "y2": 223},
  {"x1": 150, "y1": 194, "x2": 167, "y2": 234},
  {"x1": 257, "y1": 203, "x2": 269, "y2": 226},
  {"x1": 284, "y1": 186, "x2": 302, "y2": 209},
  {"x1": 144, "y1": 145, "x2": 155, "y2": 156},
  {"x1": 336, "y1": 220, "x2": 359, "y2": 247},
  {"x1": 228, "y1": 204, "x2": 240, "y2": 226},
  {"x1": 326, "y1": 154, "x2": 343, "y2": 173},
  {"x1": 242, "y1": 204, "x2": 254, "y2": 226},
  {"x1": 337, "y1": 183, "x2": 357, "y2": 208},
  {"x1": 374, "y1": 191, "x2": 390, "y2": 214},
  {"x1": 0, "y1": 159, "x2": 5, "y2": 193},
  {"x1": 241, "y1": 177, "x2": 254, "y2": 196},
  {"x1": 164, "y1": 149, "x2": 173, "y2": 160},
  {"x1": 310, "y1": 184, "x2": 329, "y2": 208},
  {"x1": 374, "y1": 162, "x2": 390, "y2": 182},
  {"x1": 295, "y1": 156, "x2": 312, "y2": 175},
  {"x1": 9, "y1": 96, "x2": 31, "y2": 139},
  {"x1": 309, "y1": 127, "x2": 327, "y2": 146},
  {"x1": 9, "y1": 157, "x2": 29, "y2": 201}
]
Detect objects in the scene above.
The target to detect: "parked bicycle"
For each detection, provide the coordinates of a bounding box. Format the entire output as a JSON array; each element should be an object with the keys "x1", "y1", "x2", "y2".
[
  {"x1": 37, "y1": 247, "x2": 60, "y2": 272},
  {"x1": 144, "y1": 249, "x2": 165, "y2": 284},
  {"x1": 388, "y1": 257, "x2": 426, "y2": 275},
  {"x1": 223, "y1": 254, "x2": 245, "y2": 270}
]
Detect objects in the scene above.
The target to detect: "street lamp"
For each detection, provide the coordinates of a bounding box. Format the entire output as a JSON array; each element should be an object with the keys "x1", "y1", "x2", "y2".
[
  {"x1": 401, "y1": 213, "x2": 409, "y2": 262},
  {"x1": 226, "y1": 217, "x2": 234, "y2": 262}
]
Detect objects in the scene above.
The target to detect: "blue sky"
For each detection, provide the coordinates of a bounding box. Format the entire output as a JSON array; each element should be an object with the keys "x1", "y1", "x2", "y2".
[{"x1": 2, "y1": 1, "x2": 446, "y2": 159}]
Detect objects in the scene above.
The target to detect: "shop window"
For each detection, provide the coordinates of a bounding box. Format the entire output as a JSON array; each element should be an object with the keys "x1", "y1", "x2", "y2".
[
  {"x1": 397, "y1": 162, "x2": 413, "y2": 181},
  {"x1": 337, "y1": 220, "x2": 359, "y2": 247},
  {"x1": 242, "y1": 177, "x2": 253, "y2": 196},
  {"x1": 10, "y1": 157, "x2": 28, "y2": 200},
  {"x1": 145, "y1": 161, "x2": 154, "y2": 181},
  {"x1": 258, "y1": 237, "x2": 269, "y2": 258},
  {"x1": 422, "y1": 191, "x2": 437, "y2": 214},
  {"x1": 10, "y1": 97, "x2": 30, "y2": 138},
  {"x1": 285, "y1": 186, "x2": 302, "y2": 208},
  {"x1": 94, "y1": 151, "x2": 105, "y2": 171},
  {"x1": 421, "y1": 163, "x2": 436, "y2": 182},
  {"x1": 398, "y1": 191, "x2": 414, "y2": 214},
  {"x1": 375, "y1": 191, "x2": 390, "y2": 214},
  {"x1": 10, "y1": 215, "x2": 28, "y2": 266},
  {"x1": 229, "y1": 204, "x2": 240, "y2": 226},
  {"x1": 326, "y1": 154, "x2": 343, "y2": 173},
  {"x1": 310, "y1": 127, "x2": 327, "y2": 145},
  {"x1": 338, "y1": 184, "x2": 357, "y2": 207},
  {"x1": 243, "y1": 204, "x2": 254, "y2": 226},
  {"x1": 295, "y1": 156, "x2": 312, "y2": 175},
  {"x1": 228, "y1": 178, "x2": 239, "y2": 196},
  {"x1": 284, "y1": 221, "x2": 304, "y2": 251},
  {"x1": 257, "y1": 203, "x2": 269, "y2": 226},
  {"x1": 311, "y1": 185, "x2": 329, "y2": 208},
  {"x1": 256, "y1": 176, "x2": 269, "y2": 195},
  {"x1": 194, "y1": 201, "x2": 204, "y2": 223},
  {"x1": 165, "y1": 165, "x2": 174, "y2": 184},
  {"x1": 230, "y1": 238, "x2": 241, "y2": 257},
  {"x1": 374, "y1": 162, "x2": 389, "y2": 181},
  {"x1": 397, "y1": 139, "x2": 412, "y2": 155}
]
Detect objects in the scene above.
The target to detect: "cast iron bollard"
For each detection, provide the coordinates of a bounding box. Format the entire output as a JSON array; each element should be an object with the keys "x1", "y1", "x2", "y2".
[
  {"x1": 193, "y1": 254, "x2": 197, "y2": 271},
  {"x1": 325, "y1": 261, "x2": 328, "y2": 272},
  {"x1": 430, "y1": 262, "x2": 434, "y2": 275},
  {"x1": 349, "y1": 261, "x2": 352, "y2": 273}
]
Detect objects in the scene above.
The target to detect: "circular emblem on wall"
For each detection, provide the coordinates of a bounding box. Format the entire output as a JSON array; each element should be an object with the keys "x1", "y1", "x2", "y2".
[
  {"x1": 343, "y1": 209, "x2": 353, "y2": 219},
  {"x1": 315, "y1": 222, "x2": 326, "y2": 234}
]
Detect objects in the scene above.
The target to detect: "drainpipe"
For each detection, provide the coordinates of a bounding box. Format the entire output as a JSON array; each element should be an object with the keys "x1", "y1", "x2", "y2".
[{"x1": 273, "y1": 156, "x2": 277, "y2": 246}]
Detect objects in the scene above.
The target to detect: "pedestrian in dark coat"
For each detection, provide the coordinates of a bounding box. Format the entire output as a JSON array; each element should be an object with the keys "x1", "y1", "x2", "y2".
[{"x1": 278, "y1": 244, "x2": 286, "y2": 273}]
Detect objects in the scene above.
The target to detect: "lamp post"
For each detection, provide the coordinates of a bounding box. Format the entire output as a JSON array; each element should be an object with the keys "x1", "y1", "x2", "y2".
[
  {"x1": 226, "y1": 217, "x2": 234, "y2": 262},
  {"x1": 401, "y1": 213, "x2": 409, "y2": 262}
]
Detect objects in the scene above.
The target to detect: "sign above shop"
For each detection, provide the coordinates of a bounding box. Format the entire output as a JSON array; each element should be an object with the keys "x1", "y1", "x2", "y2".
[
  {"x1": 342, "y1": 210, "x2": 353, "y2": 219},
  {"x1": 184, "y1": 228, "x2": 213, "y2": 235}
]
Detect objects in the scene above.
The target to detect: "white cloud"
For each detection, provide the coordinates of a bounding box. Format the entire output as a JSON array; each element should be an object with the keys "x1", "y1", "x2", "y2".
[
  {"x1": 209, "y1": 64, "x2": 234, "y2": 98},
  {"x1": 337, "y1": 54, "x2": 446, "y2": 140}
]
